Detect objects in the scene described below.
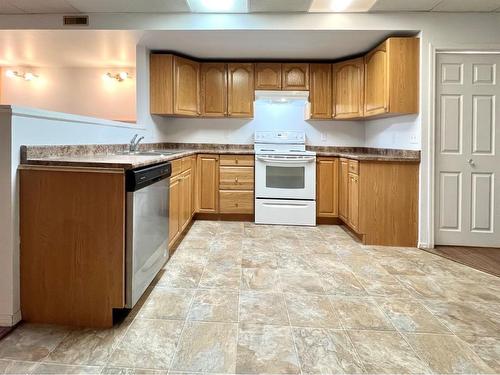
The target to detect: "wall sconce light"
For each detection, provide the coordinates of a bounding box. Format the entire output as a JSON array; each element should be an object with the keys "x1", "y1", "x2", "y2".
[
  {"x1": 102, "y1": 71, "x2": 131, "y2": 82},
  {"x1": 6, "y1": 69, "x2": 39, "y2": 81}
]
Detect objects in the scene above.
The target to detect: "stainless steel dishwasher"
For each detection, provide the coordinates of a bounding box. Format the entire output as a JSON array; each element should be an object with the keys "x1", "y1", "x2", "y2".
[{"x1": 125, "y1": 162, "x2": 171, "y2": 308}]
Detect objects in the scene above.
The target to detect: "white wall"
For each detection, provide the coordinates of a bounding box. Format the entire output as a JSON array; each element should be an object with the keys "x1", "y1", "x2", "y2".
[
  {"x1": 364, "y1": 115, "x2": 420, "y2": 150},
  {"x1": 1, "y1": 67, "x2": 136, "y2": 122}
]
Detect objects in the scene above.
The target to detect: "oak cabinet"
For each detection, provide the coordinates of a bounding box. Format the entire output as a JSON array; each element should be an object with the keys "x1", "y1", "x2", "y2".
[
  {"x1": 282, "y1": 63, "x2": 309, "y2": 90},
  {"x1": 150, "y1": 54, "x2": 200, "y2": 116},
  {"x1": 219, "y1": 190, "x2": 254, "y2": 214},
  {"x1": 179, "y1": 168, "x2": 193, "y2": 232},
  {"x1": 316, "y1": 157, "x2": 338, "y2": 217},
  {"x1": 168, "y1": 175, "x2": 181, "y2": 249},
  {"x1": 228, "y1": 63, "x2": 254, "y2": 117},
  {"x1": 197, "y1": 154, "x2": 219, "y2": 213},
  {"x1": 364, "y1": 37, "x2": 419, "y2": 118},
  {"x1": 347, "y1": 172, "x2": 359, "y2": 231},
  {"x1": 218, "y1": 154, "x2": 254, "y2": 214},
  {"x1": 201, "y1": 63, "x2": 227, "y2": 117},
  {"x1": 309, "y1": 64, "x2": 333, "y2": 119},
  {"x1": 255, "y1": 63, "x2": 282, "y2": 90},
  {"x1": 338, "y1": 158, "x2": 349, "y2": 220},
  {"x1": 332, "y1": 58, "x2": 364, "y2": 119}
]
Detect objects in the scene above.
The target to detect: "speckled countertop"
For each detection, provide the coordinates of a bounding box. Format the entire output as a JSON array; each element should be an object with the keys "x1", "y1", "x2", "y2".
[{"x1": 20, "y1": 143, "x2": 420, "y2": 170}]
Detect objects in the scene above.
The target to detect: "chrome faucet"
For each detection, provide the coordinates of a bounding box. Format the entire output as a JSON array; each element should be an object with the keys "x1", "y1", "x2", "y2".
[{"x1": 129, "y1": 134, "x2": 144, "y2": 152}]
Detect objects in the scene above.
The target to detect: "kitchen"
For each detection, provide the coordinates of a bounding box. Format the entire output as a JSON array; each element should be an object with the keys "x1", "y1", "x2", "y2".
[{"x1": 0, "y1": 1, "x2": 500, "y2": 374}]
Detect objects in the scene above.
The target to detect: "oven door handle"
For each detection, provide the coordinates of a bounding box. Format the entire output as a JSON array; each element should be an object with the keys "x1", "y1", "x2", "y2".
[{"x1": 256, "y1": 156, "x2": 316, "y2": 163}]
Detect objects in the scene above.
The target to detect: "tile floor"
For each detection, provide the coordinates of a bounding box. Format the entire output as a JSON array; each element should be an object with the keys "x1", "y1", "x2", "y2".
[{"x1": 1, "y1": 221, "x2": 499, "y2": 374}]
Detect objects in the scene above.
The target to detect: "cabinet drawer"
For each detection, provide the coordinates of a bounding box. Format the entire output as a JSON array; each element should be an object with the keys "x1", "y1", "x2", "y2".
[
  {"x1": 219, "y1": 166, "x2": 254, "y2": 190},
  {"x1": 220, "y1": 154, "x2": 254, "y2": 166},
  {"x1": 348, "y1": 160, "x2": 359, "y2": 175},
  {"x1": 219, "y1": 190, "x2": 254, "y2": 214},
  {"x1": 171, "y1": 159, "x2": 182, "y2": 176}
]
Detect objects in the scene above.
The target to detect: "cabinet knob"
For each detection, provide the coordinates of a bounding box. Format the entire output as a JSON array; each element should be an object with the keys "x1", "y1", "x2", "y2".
[
  {"x1": 235, "y1": 159, "x2": 239, "y2": 164},
  {"x1": 235, "y1": 177, "x2": 239, "y2": 183},
  {"x1": 235, "y1": 203, "x2": 239, "y2": 207}
]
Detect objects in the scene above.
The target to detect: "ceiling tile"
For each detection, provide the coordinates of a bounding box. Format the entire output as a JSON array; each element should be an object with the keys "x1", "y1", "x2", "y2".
[
  {"x1": 431, "y1": 0, "x2": 500, "y2": 11},
  {"x1": 249, "y1": 0, "x2": 312, "y2": 12},
  {"x1": 309, "y1": 0, "x2": 377, "y2": 12},
  {"x1": 67, "y1": 0, "x2": 190, "y2": 13},
  {"x1": 370, "y1": 0, "x2": 440, "y2": 11},
  {"x1": 8, "y1": 0, "x2": 78, "y2": 13}
]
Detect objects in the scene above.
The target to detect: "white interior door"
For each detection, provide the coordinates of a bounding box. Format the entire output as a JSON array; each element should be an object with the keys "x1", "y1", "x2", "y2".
[{"x1": 435, "y1": 53, "x2": 500, "y2": 247}]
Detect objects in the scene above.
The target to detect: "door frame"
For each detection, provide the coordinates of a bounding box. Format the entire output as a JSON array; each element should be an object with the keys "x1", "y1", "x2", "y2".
[{"x1": 428, "y1": 45, "x2": 500, "y2": 248}]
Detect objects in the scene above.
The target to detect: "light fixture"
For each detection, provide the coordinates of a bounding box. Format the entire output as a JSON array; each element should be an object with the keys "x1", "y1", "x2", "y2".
[
  {"x1": 329, "y1": 0, "x2": 353, "y2": 11},
  {"x1": 103, "y1": 71, "x2": 131, "y2": 82},
  {"x1": 5, "y1": 69, "x2": 39, "y2": 81},
  {"x1": 187, "y1": 0, "x2": 247, "y2": 13}
]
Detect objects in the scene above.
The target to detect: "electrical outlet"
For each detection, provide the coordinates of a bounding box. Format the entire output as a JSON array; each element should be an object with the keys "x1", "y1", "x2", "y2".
[
  {"x1": 409, "y1": 134, "x2": 419, "y2": 144},
  {"x1": 321, "y1": 132, "x2": 327, "y2": 142}
]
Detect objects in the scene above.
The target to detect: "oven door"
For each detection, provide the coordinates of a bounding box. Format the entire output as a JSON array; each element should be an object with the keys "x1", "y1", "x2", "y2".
[{"x1": 255, "y1": 155, "x2": 316, "y2": 200}]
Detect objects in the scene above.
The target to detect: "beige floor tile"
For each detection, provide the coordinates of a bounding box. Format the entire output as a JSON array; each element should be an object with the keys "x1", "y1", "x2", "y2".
[
  {"x1": 241, "y1": 250, "x2": 277, "y2": 269},
  {"x1": 198, "y1": 265, "x2": 241, "y2": 290},
  {"x1": 187, "y1": 290, "x2": 239, "y2": 322},
  {"x1": 0, "y1": 359, "x2": 38, "y2": 374},
  {"x1": 241, "y1": 268, "x2": 280, "y2": 291},
  {"x1": 137, "y1": 288, "x2": 194, "y2": 320},
  {"x1": 108, "y1": 319, "x2": 183, "y2": 370},
  {"x1": 45, "y1": 320, "x2": 131, "y2": 366},
  {"x1": 101, "y1": 366, "x2": 167, "y2": 374},
  {"x1": 171, "y1": 321, "x2": 237, "y2": 373},
  {"x1": 354, "y1": 273, "x2": 411, "y2": 297},
  {"x1": 30, "y1": 363, "x2": 102, "y2": 374},
  {"x1": 276, "y1": 253, "x2": 313, "y2": 272},
  {"x1": 320, "y1": 269, "x2": 367, "y2": 296},
  {"x1": 284, "y1": 293, "x2": 341, "y2": 329},
  {"x1": 405, "y1": 333, "x2": 495, "y2": 374},
  {"x1": 157, "y1": 263, "x2": 205, "y2": 289},
  {"x1": 460, "y1": 336, "x2": 500, "y2": 373},
  {"x1": 239, "y1": 292, "x2": 288, "y2": 325},
  {"x1": 348, "y1": 330, "x2": 430, "y2": 374},
  {"x1": 421, "y1": 299, "x2": 500, "y2": 337},
  {"x1": 330, "y1": 296, "x2": 394, "y2": 331},
  {"x1": 279, "y1": 270, "x2": 325, "y2": 294},
  {"x1": 0, "y1": 323, "x2": 70, "y2": 362},
  {"x1": 376, "y1": 297, "x2": 450, "y2": 333},
  {"x1": 292, "y1": 327, "x2": 364, "y2": 374},
  {"x1": 236, "y1": 323, "x2": 300, "y2": 374}
]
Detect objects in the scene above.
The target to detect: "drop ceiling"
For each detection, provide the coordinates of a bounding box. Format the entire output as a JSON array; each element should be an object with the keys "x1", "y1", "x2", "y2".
[{"x1": 0, "y1": 0, "x2": 499, "y2": 13}]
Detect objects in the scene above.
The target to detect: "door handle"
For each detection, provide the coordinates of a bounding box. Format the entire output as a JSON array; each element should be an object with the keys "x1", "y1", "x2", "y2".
[{"x1": 467, "y1": 158, "x2": 475, "y2": 166}]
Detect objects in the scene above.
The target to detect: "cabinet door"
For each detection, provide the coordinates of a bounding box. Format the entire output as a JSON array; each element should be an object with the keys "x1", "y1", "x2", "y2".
[
  {"x1": 228, "y1": 63, "x2": 254, "y2": 118},
  {"x1": 333, "y1": 58, "x2": 364, "y2": 119},
  {"x1": 282, "y1": 63, "x2": 309, "y2": 90},
  {"x1": 348, "y1": 172, "x2": 359, "y2": 230},
  {"x1": 173, "y1": 56, "x2": 200, "y2": 116},
  {"x1": 338, "y1": 159, "x2": 349, "y2": 220},
  {"x1": 364, "y1": 43, "x2": 388, "y2": 117},
  {"x1": 201, "y1": 63, "x2": 227, "y2": 117},
  {"x1": 197, "y1": 154, "x2": 219, "y2": 213},
  {"x1": 255, "y1": 63, "x2": 282, "y2": 90},
  {"x1": 316, "y1": 158, "x2": 338, "y2": 217},
  {"x1": 179, "y1": 169, "x2": 192, "y2": 231},
  {"x1": 309, "y1": 64, "x2": 332, "y2": 119},
  {"x1": 150, "y1": 54, "x2": 173, "y2": 115},
  {"x1": 168, "y1": 175, "x2": 180, "y2": 249}
]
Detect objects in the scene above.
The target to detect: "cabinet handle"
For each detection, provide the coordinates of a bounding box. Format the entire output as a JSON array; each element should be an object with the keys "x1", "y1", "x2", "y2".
[
  {"x1": 235, "y1": 177, "x2": 239, "y2": 183},
  {"x1": 235, "y1": 159, "x2": 239, "y2": 164}
]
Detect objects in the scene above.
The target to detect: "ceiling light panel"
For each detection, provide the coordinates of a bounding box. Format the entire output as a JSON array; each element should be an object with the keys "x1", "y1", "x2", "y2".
[
  {"x1": 187, "y1": 0, "x2": 248, "y2": 13},
  {"x1": 4, "y1": 0, "x2": 78, "y2": 13},
  {"x1": 248, "y1": 0, "x2": 313, "y2": 12},
  {"x1": 66, "y1": 0, "x2": 190, "y2": 13},
  {"x1": 369, "y1": 0, "x2": 440, "y2": 12},
  {"x1": 309, "y1": 0, "x2": 377, "y2": 12},
  {"x1": 431, "y1": 0, "x2": 500, "y2": 12}
]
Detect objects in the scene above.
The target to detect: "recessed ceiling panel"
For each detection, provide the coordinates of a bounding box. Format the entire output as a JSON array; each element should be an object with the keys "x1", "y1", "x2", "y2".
[
  {"x1": 370, "y1": 0, "x2": 440, "y2": 11},
  {"x1": 249, "y1": 0, "x2": 312, "y2": 12},
  {"x1": 431, "y1": 0, "x2": 500, "y2": 12},
  {"x1": 187, "y1": 0, "x2": 248, "y2": 13},
  {"x1": 310, "y1": 0, "x2": 376, "y2": 12},
  {"x1": 66, "y1": 0, "x2": 190, "y2": 13},
  {"x1": 4, "y1": 0, "x2": 78, "y2": 13}
]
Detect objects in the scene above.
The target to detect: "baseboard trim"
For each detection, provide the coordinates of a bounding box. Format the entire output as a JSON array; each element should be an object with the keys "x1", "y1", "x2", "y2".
[
  {"x1": 316, "y1": 217, "x2": 342, "y2": 225},
  {"x1": 194, "y1": 213, "x2": 254, "y2": 222},
  {"x1": 0, "y1": 310, "x2": 21, "y2": 327}
]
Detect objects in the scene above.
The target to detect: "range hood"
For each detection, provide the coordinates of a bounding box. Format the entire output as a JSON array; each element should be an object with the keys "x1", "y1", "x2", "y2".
[{"x1": 255, "y1": 90, "x2": 310, "y2": 103}]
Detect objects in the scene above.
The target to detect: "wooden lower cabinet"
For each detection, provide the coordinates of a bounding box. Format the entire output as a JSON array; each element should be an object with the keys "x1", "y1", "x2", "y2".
[
  {"x1": 168, "y1": 174, "x2": 181, "y2": 248},
  {"x1": 197, "y1": 154, "x2": 219, "y2": 213},
  {"x1": 337, "y1": 159, "x2": 419, "y2": 246},
  {"x1": 316, "y1": 157, "x2": 338, "y2": 217}
]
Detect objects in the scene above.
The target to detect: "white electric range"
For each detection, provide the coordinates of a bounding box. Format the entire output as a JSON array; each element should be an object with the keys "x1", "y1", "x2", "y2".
[{"x1": 254, "y1": 131, "x2": 316, "y2": 226}]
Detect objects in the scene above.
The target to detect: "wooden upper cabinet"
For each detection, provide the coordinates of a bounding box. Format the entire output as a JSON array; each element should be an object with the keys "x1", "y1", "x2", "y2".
[
  {"x1": 150, "y1": 54, "x2": 200, "y2": 116},
  {"x1": 316, "y1": 157, "x2": 338, "y2": 217},
  {"x1": 174, "y1": 56, "x2": 200, "y2": 116},
  {"x1": 227, "y1": 63, "x2": 254, "y2": 118},
  {"x1": 282, "y1": 63, "x2": 309, "y2": 90},
  {"x1": 332, "y1": 58, "x2": 364, "y2": 119},
  {"x1": 364, "y1": 37, "x2": 419, "y2": 118},
  {"x1": 309, "y1": 64, "x2": 332, "y2": 119},
  {"x1": 201, "y1": 63, "x2": 227, "y2": 117},
  {"x1": 255, "y1": 63, "x2": 282, "y2": 90}
]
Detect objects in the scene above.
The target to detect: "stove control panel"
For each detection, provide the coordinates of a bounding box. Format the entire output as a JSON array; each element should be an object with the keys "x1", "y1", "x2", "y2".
[{"x1": 255, "y1": 131, "x2": 305, "y2": 144}]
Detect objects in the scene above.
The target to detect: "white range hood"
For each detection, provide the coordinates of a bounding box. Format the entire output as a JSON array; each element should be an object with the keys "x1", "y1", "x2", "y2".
[{"x1": 254, "y1": 90, "x2": 309, "y2": 103}]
